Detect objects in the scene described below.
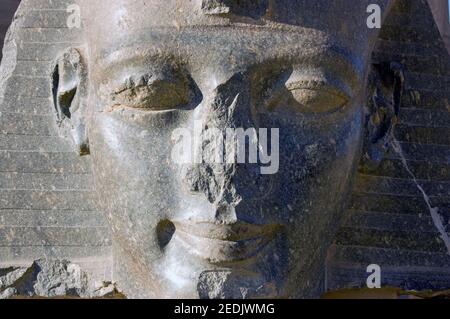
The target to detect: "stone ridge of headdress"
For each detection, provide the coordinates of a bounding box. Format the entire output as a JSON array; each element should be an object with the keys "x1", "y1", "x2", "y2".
[{"x1": 201, "y1": 0, "x2": 269, "y2": 19}]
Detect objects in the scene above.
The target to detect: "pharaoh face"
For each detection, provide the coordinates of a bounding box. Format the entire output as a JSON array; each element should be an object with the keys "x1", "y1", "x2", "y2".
[{"x1": 54, "y1": 0, "x2": 391, "y2": 298}]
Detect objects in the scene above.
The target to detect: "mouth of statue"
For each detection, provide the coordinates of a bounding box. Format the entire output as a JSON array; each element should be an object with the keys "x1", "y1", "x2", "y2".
[{"x1": 171, "y1": 220, "x2": 282, "y2": 263}]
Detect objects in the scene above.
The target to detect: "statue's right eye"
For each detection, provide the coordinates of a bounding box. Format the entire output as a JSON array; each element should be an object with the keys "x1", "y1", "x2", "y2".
[{"x1": 109, "y1": 73, "x2": 196, "y2": 111}]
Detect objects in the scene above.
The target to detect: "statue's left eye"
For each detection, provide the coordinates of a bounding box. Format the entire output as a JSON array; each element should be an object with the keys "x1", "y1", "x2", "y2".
[
  {"x1": 265, "y1": 83, "x2": 349, "y2": 114},
  {"x1": 286, "y1": 85, "x2": 349, "y2": 114},
  {"x1": 257, "y1": 67, "x2": 351, "y2": 115}
]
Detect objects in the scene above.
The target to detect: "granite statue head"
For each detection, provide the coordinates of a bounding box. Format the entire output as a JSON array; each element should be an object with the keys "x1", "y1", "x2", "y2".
[{"x1": 50, "y1": 0, "x2": 401, "y2": 298}]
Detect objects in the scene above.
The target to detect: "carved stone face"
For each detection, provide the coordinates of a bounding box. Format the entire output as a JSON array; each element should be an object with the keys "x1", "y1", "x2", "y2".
[{"x1": 54, "y1": 0, "x2": 392, "y2": 298}]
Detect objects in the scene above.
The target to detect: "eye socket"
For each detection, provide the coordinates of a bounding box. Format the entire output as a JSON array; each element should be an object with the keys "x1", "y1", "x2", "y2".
[
  {"x1": 112, "y1": 78, "x2": 192, "y2": 111},
  {"x1": 286, "y1": 85, "x2": 348, "y2": 114},
  {"x1": 258, "y1": 67, "x2": 351, "y2": 115},
  {"x1": 265, "y1": 82, "x2": 349, "y2": 114},
  {"x1": 108, "y1": 69, "x2": 199, "y2": 112}
]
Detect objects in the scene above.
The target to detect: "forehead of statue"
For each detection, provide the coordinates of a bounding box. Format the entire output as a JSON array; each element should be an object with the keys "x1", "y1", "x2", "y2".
[
  {"x1": 81, "y1": 0, "x2": 390, "y2": 36},
  {"x1": 80, "y1": 0, "x2": 391, "y2": 73}
]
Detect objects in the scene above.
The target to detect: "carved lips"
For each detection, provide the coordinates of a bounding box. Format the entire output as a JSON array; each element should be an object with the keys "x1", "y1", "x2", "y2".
[{"x1": 172, "y1": 220, "x2": 281, "y2": 264}]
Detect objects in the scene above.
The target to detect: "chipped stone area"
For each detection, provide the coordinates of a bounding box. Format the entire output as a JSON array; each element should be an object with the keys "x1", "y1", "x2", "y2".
[
  {"x1": 0, "y1": 259, "x2": 124, "y2": 299},
  {"x1": 197, "y1": 270, "x2": 278, "y2": 299}
]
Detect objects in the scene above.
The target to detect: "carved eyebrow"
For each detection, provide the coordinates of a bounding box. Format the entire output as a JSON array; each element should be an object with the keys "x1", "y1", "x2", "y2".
[
  {"x1": 100, "y1": 45, "x2": 360, "y2": 77},
  {"x1": 286, "y1": 77, "x2": 352, "y2": 99},
  {"x1": 110, "y1": 74, "x2": 153, "y2": 94},
  {"x1": 97, "y1": 32, "x2": 363, "y2": 92},
  {"x1": 303, "y1": 46, "x2": 363, "y2": 90},
  {"x1": 97, "y1": 47, "x2": 176, "y2": 72},
  {"x1": 256, "y1": 45, "x2": 362, "y2": 90}
]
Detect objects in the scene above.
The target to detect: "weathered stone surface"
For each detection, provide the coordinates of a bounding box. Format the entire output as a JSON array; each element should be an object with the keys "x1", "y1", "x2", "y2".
[
  {"x1": 0, "y1": 0, "x2": 20, "y2": 62},
  {"x1": 0, "y1": 259, "x2": 121, "y2": 299},
  {"x1": 0, "y1": 0, "x2": 111, "y2": 281}
]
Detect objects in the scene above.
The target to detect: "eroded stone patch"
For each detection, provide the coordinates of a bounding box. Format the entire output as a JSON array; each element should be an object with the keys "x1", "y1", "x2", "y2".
[{"x1": 0, "y1": 259, "x2": 124, "y2": 299}]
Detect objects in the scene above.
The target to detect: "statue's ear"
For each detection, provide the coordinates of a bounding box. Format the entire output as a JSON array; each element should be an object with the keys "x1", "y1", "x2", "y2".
[
  {"x1": 362, "y1": 61, "x2": 405, "y2": 170},
  {"x1": 51, "y1": 48, "x2": 89, "y2": 156}
]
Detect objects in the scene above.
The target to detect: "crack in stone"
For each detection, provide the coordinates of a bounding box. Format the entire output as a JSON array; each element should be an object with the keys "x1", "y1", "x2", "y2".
[{"x1": 391, "y1": 138, "x2": 450, "y2": 255}]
